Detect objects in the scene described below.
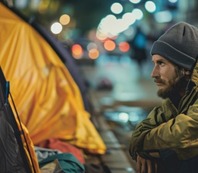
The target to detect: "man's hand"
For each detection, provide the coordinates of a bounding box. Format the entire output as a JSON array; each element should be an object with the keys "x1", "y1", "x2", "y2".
[{"x1": 136, "y1": 154, "x2": 157, "y2": 173}]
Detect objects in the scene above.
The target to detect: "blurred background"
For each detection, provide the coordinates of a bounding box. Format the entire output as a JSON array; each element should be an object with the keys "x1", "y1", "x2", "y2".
[
  {"x1": 3, "y1": 0, "x2": 198, "y2": 172},
  {"x1": 9, "y1": 0, "x2": 198, "y2": 90},
  {"x1": 10, "y1": 0, "x2": 198, "y2": 63}
]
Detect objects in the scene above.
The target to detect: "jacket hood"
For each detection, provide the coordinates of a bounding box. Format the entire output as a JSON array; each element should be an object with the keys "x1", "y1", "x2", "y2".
[{"x1": 191, "y1": 61, "x2": 198, "y2": 88}]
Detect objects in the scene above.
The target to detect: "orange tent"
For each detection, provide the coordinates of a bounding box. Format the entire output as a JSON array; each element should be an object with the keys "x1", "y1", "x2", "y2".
[{"x1": 0, "y1": 2, "x2": 106, "y2": 154}]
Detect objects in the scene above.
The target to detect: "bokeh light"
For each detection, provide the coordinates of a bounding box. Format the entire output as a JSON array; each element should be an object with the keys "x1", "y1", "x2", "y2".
[
  {"x1": 71, "y1": 44, "x2": 83, "y2": 59},
  {"x1": 119, "y1": 42, "x2": 130, "y2": 52},
  {"x1": 50, "y1": 22, "x2": 63, "y2": 34},
  {"x1": 111, "y1": 3, "x2": 123, "y2": 14},
  {"x1": 132, "y1": 8, "x2": 143, "y2": 20},
  {"x1": 59, "y1": 14, "x2": 70, "y2": 25},
  {"x1": 129, "y1": 0, "x2": 141, "y2": 4},
  {"x1": 103, "y1": 40, "x2": 116, "y2": 51},
  {"x1": 145, "y1": 1, "x2": 156, "y2": 13},
  {"x1": 88, "y1": 48, "x2": 99, "y2": 59}
]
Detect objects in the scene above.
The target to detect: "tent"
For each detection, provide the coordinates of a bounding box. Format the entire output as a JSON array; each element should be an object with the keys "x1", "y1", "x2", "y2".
[
  {"x1": 0, "y1": 2, "x2": 106, "y2": 154},
  {"x1": 0, "y1": 67, "x2": 40, "y2": 172}
]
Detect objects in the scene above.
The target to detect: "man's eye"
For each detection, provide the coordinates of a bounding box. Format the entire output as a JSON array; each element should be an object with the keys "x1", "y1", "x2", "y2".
[{"x1": 157, "y1": 61, "x2": 165, "y2": 66}]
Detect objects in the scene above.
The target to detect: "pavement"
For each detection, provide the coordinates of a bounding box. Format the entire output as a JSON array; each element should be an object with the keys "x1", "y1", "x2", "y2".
[
  {"x1": 80, "y1": 55, "x2": 161, "y2": 110},
  {"x1": 79, "y1": 55, "x2": 162, "y2": 173}
]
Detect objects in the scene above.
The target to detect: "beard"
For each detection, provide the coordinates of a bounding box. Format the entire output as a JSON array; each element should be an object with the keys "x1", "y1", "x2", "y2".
[{"x1": 157, "y1": 76, "x2": 188, "y2": 99}]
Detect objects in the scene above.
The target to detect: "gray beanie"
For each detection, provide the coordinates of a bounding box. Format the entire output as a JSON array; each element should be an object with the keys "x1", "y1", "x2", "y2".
[{"x1": 151, "y1": 22, "x2": 198, "y2": 70}]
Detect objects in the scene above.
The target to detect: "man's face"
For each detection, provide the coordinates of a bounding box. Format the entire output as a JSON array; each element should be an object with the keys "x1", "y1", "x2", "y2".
[{"x1": 151, "y1": 54, "x2": 182, "y2": 98}]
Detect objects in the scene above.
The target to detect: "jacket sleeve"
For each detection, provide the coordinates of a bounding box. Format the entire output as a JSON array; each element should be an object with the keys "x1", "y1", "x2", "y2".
[
  {"x1": 143, "y1": 100, "x2": 198, "y2": 152},
  {"x1": 129, "y1": 99, "x2": 176, "y2": 160}
]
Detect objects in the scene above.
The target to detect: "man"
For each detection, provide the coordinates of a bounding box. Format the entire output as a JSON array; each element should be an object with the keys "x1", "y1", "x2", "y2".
[{"x1": 129, "y1": 22, "x2": 198, "y2": 173}]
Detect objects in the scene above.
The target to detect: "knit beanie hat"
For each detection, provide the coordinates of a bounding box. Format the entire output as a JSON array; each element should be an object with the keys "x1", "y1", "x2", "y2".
[{"x1": 151, "y1": 22, "x2": 198, "y2": 70}]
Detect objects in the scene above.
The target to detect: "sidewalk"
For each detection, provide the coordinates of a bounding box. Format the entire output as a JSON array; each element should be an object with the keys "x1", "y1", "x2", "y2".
[
  {"x1": 81, "y1": 56, "x2": 161, "y2": 111},
  {"x1": 80, "y1": 56, "x2": 162, "y2": 173}
]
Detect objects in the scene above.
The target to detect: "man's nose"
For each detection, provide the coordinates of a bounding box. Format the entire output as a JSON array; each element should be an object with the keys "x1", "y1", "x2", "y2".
[{"x1": 151, "y1": 66, "x2": 159, "y2": 78}]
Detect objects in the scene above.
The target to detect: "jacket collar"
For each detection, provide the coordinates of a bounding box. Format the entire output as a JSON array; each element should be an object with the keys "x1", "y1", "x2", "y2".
[{"x1": 191, "y1": 61, "x2": 198, "y2": 90}]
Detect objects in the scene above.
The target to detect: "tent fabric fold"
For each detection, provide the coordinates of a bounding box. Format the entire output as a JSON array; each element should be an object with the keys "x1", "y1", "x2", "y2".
[{"x1": 0, "y1": 2, "x2": 106, "y2": 154}]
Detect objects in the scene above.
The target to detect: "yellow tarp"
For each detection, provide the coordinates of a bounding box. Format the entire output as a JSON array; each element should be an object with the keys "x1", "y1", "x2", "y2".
[{"x1": 0, "y1": 3, "x2": 106, "y2": 154}]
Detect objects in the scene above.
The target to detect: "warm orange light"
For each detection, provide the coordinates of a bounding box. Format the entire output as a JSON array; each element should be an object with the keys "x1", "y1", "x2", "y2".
[
  {"x1": 103, "y1": 40, "x2": 116, "y2": 51},
  {"x1": 59, "y1": 14, "x2": 70, "y2": 25},
  {"x1": 71, "y1": 44, "x2": 83, "y2": 59},
  {"x1": 88, "y1": 48, "x2": 99, "y2": 59},
  {"x1": 119, "y1": 42, "x2": 130, "y2": 52}
]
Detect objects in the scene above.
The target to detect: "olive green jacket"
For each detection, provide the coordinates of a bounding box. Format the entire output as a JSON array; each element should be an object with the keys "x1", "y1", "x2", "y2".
[{"x1": 129, "y1": 62, "x2": 198, "y2": 160}]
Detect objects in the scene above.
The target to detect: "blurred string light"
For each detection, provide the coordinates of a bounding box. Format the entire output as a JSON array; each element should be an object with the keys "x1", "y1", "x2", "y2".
[
  {"x1": 87, "y1": 42, "x2": 99, "y2": 59},
  {"x1": 97, "y1": 14, "x2": 119, "y2": 39},
  {"x1": 96, "y1": 7, "x2": 143, "y2": 39},
  {"x1": 145, "y1": 1, "x2": 156, "y2": 13},
  {"x1": 88, "y1": 48, "x2": 100, "y2": 59},
  {"x1": 111, "y1": 2, "x2": 123, "y2": 14},
  {"x1": 71, "y1": 44, "x2": 83, "y2": 59},
  {"x1": 50, "y1": 22, "x2": 62, "y2": 34},
  {"x1": 59, "y1": 14, "x2": 71, "y2": 25},
  {"x1": 103, "y1": 39, "x2": 116, "y2": 51},
  {"x1": 132, "y1": 8, "x2": 143, "y2": 20},
  {"x1": 122, "y1": 12, "x2": 136, "y2": 25},
  {"x1": 96, "y1": 31, "x2": 107, "y2": 41},
  {"x1": 129, "y1": 0, "x2": 141, "y2": 4},
  {"x1": 154, "y1": 10, "x2": 173, "y2": 23},
  {"x1": 118, "y1": 42, "x2": 130, "y2": 52}
]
